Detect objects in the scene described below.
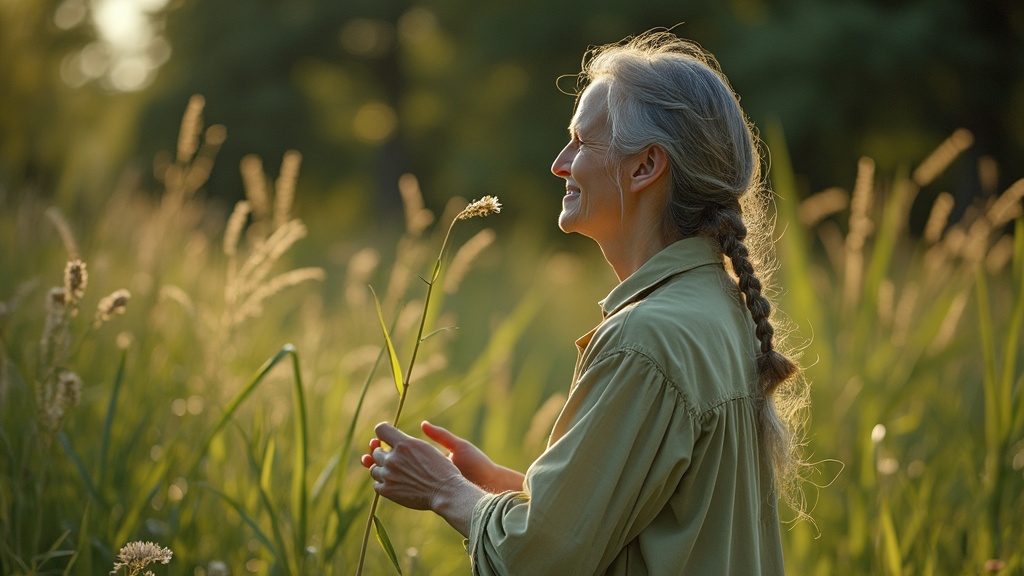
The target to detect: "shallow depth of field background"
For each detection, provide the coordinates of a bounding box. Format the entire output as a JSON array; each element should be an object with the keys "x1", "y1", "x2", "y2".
[{"x1": 2, "y1": 1, "x2": 1023, "y2": 575}]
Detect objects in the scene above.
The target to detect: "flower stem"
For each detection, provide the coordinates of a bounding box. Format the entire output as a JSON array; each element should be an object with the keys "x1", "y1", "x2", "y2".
[{"x1": 354, "y1": 219, "x2": 457, "y2": 576}]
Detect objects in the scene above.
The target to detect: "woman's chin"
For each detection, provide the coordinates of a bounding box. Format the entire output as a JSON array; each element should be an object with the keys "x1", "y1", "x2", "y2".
[{"x1": 558, "y1": 211, "x2": 578, "y2": 234}]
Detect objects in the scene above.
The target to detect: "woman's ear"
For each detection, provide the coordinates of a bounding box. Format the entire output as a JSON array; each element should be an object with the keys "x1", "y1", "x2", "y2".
[{"x1": 628, "y1": 144, "x2": 669, "y2": 194}]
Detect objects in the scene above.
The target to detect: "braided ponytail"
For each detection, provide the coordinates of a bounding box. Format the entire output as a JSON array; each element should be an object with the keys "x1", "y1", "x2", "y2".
[{"x1": 713, "y1": 210, "x2": 798, "y2": 397}]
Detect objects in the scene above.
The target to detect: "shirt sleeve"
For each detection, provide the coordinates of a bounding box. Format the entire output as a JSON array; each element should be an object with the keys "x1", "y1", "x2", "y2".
[{"x1": 467, "y1": 348, "x2": 699, "y2": 575}]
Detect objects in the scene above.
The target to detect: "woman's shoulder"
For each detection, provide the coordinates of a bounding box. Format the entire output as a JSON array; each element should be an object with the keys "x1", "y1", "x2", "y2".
[
  {"x1": 604, "y1": 267, "x2": 747, "y2": 347},
  {"x1": 589, "y1": 270, "x2": 759, "y2": 409}
]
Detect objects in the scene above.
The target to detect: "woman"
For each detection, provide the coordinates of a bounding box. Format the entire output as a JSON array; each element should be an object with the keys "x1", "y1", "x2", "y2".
[{"x1": 362, "y1": 30, "x2": 803, "y2": 575}]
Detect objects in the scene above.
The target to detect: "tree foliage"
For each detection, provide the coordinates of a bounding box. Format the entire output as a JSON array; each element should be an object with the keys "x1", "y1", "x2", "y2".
[{"x1": 2, "y1": 0, "x2": 1022, "y2": 231}]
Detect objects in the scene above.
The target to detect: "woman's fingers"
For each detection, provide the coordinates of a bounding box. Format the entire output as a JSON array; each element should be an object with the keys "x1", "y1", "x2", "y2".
[
  {"x1": 374, "y1": 422, "x2": 408, "y2": 446},
  {"x1": 421, "y1": 420, "x2": 460, "y2": 451}
]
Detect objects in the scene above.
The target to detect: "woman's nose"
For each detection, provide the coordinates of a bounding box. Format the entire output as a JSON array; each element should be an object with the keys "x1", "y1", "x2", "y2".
[{"x1": 551, "y1": 143, "x2": 573, "y2": 177}]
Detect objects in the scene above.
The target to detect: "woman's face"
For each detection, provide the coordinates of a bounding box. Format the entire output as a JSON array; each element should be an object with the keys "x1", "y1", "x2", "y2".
[{"x1": 551, "y1": 80, "x2": 624, "y2": 244}]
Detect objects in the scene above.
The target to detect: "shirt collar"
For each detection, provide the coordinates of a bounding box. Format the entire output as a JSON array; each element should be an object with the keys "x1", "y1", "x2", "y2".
[{"x1": 599, "y1": 236, "x2": 723, "y2": 318}]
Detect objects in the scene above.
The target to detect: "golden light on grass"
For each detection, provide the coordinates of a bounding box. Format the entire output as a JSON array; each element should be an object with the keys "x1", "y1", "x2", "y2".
[
  {"x1": 797, "y1": 187, "x2": 849, "y2": 228},
  {"x1": 843, "y1": 157, "x2": 875, "y2": 312},
  {"x1": 912, "y1": 128, "x2": 974, "y2": 186},
  {"x1": 241, "y1": 155, "x2": 271, "y2": 221},
  {"x1": 924, "y1": 192, "x2": 955, "y2": 244},
  {"x1": 177, "y1": 95, "x2": 205, "y2": 164},
  {"x1": 444, "y1": 228, "x2": 496, "y2": 293},
  {"x1": 274, "y1": 150, "x2": 302, "y2": 230}
]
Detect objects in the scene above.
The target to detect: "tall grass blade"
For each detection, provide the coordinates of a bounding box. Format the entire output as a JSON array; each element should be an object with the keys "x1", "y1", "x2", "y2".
[
  {"x1": 372, "y1": 515, "x2": 403, "y2": 575},
  {"x1": 286, "y1": 345, "x2": 309, "y2": 559},
  {"x1": 324, "y1": 488, "x2": 368, "y2": 564},
  {"x1": 98, "y1": 350, "x2": 127, "y2": 489},
  {"x1": 315, "y1": 346, "x2": 384, "y2": 505},
  {"x1": 260, "y1": 436, "x2": 276, "y2": 494},
  {"x1": 370, "y1": 287, "x2": 405, "y2": 398},
  {"x1": 114, "y1": 469, "x2": 170, "y2": 546},
  {"x1": 879, "y1": 499, "x2": 902, "y2": 576},
  {"x1": 63, "y1": 502, "x2": 90, "y2": 576},
  {"x1": 243, "y1": 427, "x2": 294, "y2": 575},
  {"x1": 976, "y1": 268, "x2": 999, "y2": 452},
  {"x1": 1001, "y1": 218, "x2": 1024, "y2": 434},
  {"x1": 764, "y1": 121, "x2": 832, "y2": 376},
  {"x1": 57, "y1": 433, "x2": 104, "y2": 508},
  {"x1": 189, "y1": 343, "x2": 297, "y2": 475},
  {"x1": 30, "y1": 530, "x2": 72, "y2": 572},
  {"x1": 202, "y1": 484, "x2": 278, "y2": 554}
]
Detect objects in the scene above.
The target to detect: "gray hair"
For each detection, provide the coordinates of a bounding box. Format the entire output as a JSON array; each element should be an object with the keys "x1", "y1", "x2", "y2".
[{"x1": 575, "y1": 31, "x2": 807, "y2": 508}]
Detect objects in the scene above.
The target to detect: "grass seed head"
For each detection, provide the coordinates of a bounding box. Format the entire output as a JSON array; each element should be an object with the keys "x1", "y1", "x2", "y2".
[
  {"x1": 456, "y1": 195, "x2": 502, "y2": 220},
  {"x1": 58, "y1": 370, "x2": 83, "y2": 408},
  {"x1": 95, "y1": 289, "x2": 132, "y2": 326},
  {"x1": 63, "y1": 259, "x2": 88, "y2": 304}
]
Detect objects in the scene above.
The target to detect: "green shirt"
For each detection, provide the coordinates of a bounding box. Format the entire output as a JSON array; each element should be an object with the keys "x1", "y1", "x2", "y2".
[{"x1": 467, "y1": 237, "x2": 785, "y2": 575}]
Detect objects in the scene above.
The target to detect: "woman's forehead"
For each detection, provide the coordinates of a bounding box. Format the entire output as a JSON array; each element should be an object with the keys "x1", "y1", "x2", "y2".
[{"x1": 569, "y1": 80, "x2": 610, "y2": 135}]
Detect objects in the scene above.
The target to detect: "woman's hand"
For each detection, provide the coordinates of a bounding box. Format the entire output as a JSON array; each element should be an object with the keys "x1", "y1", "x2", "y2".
[
  {"x1": 360, "y1": 423, "x2": 461, "y2": 511},
  {"x1": 421, "y1": 421, "x2": 525, "y2": 493},
  {"x1": 361, "y1": 422, "x2": 487, "y2": 537}
]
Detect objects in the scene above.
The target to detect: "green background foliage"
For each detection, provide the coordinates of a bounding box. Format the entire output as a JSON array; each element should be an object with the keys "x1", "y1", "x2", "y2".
[{"x1": 1, "y1": 0, "x2": 1023, "y2": 574}]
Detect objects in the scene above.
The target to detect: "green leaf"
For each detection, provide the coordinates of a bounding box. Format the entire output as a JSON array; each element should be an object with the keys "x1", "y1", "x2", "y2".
[
  {"x1": 431, "y1": 259, "x2": 441, "y2": 284},
  {"x1": 370, "y1": 286, "x2": 405, "y2": 398},
  {"x1": 420, "y1": 326, "x2": 458, "y2": 342},
  {"x1": 373, "y1": 515, "x2": 403, "y2": 575}
]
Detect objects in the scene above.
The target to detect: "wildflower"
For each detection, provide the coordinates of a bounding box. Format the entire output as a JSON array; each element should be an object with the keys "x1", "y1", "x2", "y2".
[
  {"x1": 111, "y1": 541, "x2": 173, "y2": 576},
  {"x1": 95, "y1": 289, "x2": 132, "y2": 326},
  {"x1": 456, "y1": 195, "x2": 501, "y2": 220},
  {"x1": 63, "y1": 259, "x2": 88, "y2": 304}
]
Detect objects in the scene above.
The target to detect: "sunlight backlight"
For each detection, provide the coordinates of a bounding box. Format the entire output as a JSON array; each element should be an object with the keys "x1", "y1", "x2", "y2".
[{"x1": 62, "y1": 0, "x2": 172, "y2": 91}]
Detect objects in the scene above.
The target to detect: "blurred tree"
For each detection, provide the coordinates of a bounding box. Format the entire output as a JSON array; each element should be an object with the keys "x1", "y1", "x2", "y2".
[
  {"x1": 3, "y1": 0, "x2": 1021, "y2": 235},
  {"x1": 0, "y1": 0, "x2": 84, "y2": 195},
  {"x1": 716, "y1": 0, "x2": 1023, "y2": 199},
  {"x1": 0, "y1": 0, "x2": 157, "y2": 212}
]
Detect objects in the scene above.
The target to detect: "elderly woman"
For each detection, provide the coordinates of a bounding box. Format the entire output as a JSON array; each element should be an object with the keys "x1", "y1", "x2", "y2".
[{"x1": 362, "y1": 30, "x2": 803, "y2": 575}]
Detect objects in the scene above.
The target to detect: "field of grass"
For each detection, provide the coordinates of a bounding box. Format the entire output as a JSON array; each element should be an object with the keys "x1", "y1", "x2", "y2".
[{"x1": 1, "y1": 100, "x2": 1022, "y2": 575}]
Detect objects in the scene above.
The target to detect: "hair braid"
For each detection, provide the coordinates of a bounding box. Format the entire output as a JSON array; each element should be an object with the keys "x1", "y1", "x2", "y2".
[{"x1": 712, "y1": 210, "x2": 797, "y2": 396}]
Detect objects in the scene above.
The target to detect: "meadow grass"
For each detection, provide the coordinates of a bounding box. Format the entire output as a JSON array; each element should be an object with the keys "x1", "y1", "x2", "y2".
[{"x1": 0, "y1": 101, "x2": 1021, "y2": 575}]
